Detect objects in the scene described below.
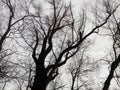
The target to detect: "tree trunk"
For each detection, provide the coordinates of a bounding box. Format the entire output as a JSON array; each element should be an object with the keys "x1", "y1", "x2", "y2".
[
  {"x1": 103, "y1": 55, "x2": 120, "y2": 90},
  {"x1": 102, "y1": 67, "x2": 114, "y2": 90},
  {"x1": 32, "y1": 65, "x2": 48, "y2": 90},
  {"x1": 71, "y1": 78, "x2": 75, "y2": 90}
]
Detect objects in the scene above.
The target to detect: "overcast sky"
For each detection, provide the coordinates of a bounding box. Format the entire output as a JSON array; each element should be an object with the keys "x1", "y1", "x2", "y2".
[{"x1": 4, "y1": 0, "x2": 117, "y2": 89}]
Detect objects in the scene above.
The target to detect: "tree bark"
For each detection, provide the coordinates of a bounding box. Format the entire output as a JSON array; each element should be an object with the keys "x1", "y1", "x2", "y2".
[{"x1": 32, "y1": 65, "x2": 48, "y2": 90}]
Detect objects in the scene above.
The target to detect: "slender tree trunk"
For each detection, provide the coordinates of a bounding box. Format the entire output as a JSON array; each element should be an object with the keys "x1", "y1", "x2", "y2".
[
  {"x1": 102, "y1": 66, "x2": 114, "y2": 90},
  {"x1": 103, "y1": 55, "x2": 120, "y2": 90},
  {"x1": 71, "y1": 78, "x2": 75, "y2": 90},
  {"x1": 32, "y1": 65, "x2": 48, "y2": 90}
]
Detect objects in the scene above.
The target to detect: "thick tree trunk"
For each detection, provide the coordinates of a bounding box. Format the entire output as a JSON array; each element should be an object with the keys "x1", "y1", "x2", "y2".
[{"x1": 32, "y1": 65, "x2": 48, "y2": 90}]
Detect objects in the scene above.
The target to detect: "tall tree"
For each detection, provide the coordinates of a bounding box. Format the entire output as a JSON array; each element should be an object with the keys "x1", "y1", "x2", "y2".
[
  {"x1": 0, "y1": 0, "x2": 15, "y2": 80},
  {"x1": 102, "y1": 0, "x2": 120, "y2": 89},
  {"x1": 0, "y1": 0, "x2": 32, "y2": 89},
  {"x1": 67, "y1": 44, "x2": 95, "y2": 90},
  {"x1": 19, "y1": 0, "x2": 115, "y2": 90}
]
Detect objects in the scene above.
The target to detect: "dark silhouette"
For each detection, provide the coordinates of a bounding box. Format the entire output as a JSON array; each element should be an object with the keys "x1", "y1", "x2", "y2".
[
  {"x1": 103, "y1": 55, "x2": 120, "y2": 90},
  {"x1": 21, "y1": 0, "x2": 113, "y2": 90},
  {"x1": 102, "y1": 0, "x2": 120, "y2": 88},
  {"x1": 0, "y1": 0, "x2": 119, "y2": 90}
]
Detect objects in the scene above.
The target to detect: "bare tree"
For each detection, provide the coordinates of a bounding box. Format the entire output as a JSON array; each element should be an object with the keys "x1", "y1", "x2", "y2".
[
  {"x1": 0, "y1": 0, "x2": 116, "y2": 89},
  {"x1": 0, "y1": 0, "x2": 34, "y2": 89},
  {"x1": 67, "y1": 45, "x2": 88, "y2": 90},
  {"x1": 67, "y1": 41, "x2": 100, "y2": 90},
  {"x1": 17, "y1": 0, "x2": 116, "y2": 90},
  {"x1": 100, "y1": 0, "x2": 120, "y2": 89},
  {"x1": 0, "y1": 0, "x2": 15, "y2": 81}
]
